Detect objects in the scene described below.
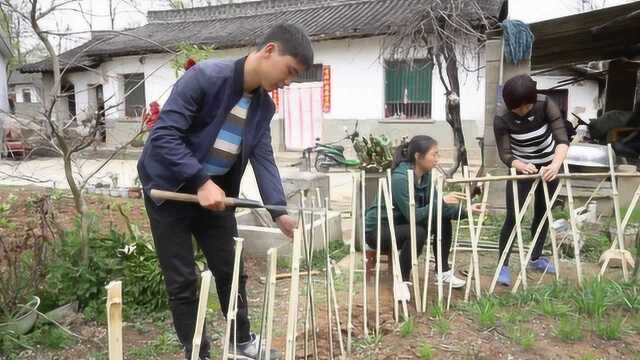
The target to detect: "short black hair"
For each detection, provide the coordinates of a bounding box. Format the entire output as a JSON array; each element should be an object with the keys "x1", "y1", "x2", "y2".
[
  {"x1": 502, "y1": 74, "x2": 537, "y2": 110},
  {"x1": 256, "y1": 23, "x2": 314, "y2": 69}
]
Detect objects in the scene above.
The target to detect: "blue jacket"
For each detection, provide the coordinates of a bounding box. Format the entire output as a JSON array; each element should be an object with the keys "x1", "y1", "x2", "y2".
[{"x1": 137, "y1": 57, "x2": 287, "y2": 219}]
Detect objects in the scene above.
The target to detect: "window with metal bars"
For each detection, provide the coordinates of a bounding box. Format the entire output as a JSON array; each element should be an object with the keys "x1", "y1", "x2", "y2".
[
  {"x1": 292, "y1": 64, "x2": 323, "y2": 83},
  {"x1": 384, "y1": 59, "x2": 433, "y2": 119},
  {"x1": 123, "y1": 73, "x2": 146, "y2": 118}
]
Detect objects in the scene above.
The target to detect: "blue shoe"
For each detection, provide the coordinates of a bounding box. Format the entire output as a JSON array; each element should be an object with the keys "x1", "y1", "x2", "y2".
[
  {"x1": 498, "y1": 266, "x2": 511, "y2": 286},
  {"x1": 529, "y1": 256, "x2": 556, "y2": 274}
]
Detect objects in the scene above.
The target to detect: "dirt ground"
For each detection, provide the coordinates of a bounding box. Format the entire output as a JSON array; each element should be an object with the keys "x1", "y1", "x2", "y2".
[{"x1": 1, "y1": 186, "x2": 639, "y2": 359}]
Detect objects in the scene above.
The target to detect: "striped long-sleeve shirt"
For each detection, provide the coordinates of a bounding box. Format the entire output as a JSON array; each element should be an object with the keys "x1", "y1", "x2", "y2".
[{"x1": 494, "y1": 94, "x2": 569, "y2": 167}]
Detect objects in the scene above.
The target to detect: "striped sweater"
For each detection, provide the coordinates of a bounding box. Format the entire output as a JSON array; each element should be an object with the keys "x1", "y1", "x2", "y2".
[
  {"x1": 204, "y1": 94, "x2": 251, "y2": 175},
  {"x1": 494, "y1": 94, "x2": 569, "y2": 166}
]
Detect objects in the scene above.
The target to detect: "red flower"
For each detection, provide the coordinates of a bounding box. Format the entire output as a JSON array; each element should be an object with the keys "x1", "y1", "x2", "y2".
[
  {"x1": 143, "y1": 101, "x2": 161, "y2": 129},
  {"x1": 184, "y1": 58, "x2": 196, "y2": 70}
]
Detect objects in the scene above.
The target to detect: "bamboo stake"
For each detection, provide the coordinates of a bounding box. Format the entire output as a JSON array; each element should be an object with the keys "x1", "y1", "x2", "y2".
[
  {"x1": 436, "y1": 175, "x2": 444, "y2": 306},
  {"x1": 512, "y1": 181, "x2": 563, "y2": 292},
  {"x1": 421, "y1": 171, "x2": 436, "y2": 312},
  {"x1": 488, "y1": 175, "x2": 540, "y2": 294},
  {"x1": 465, "y1": 181, "x2": 490, "y2": 302},
  {"x1": 106, "y1": 281, "x2": 123, "y2": 360},
  {"x1": 221, "y1": 239, "x2": 242, "y2": 360},
  {"x1": 360, "y1": 170, "x2": 369, "y2": 337},
  {"x1": 307, "y1": 208, "x2": 319, "y2": 360},
  {"x1": 325, "y1": 197, "x2": 345, "y2": 357},
  {"x1": 446, "y1": 203, "x2": 463, "y2": 311},
  {"x1": 285, "y1": 225, "x2": 303, "y2": 360},
  {"x1": 407, "y1": 169, "x2": 422, "y2": 311},
  {"x1": 599, "y1": 144, "x2": 629, "y2": 280},
  {"x1": 385, "y1": 169, "x2": 400, "y2": 322},
  {"x1": 263, "y1": 248, "x2": 278, "y2": 360},
  {"x1": 445, "y1": 172, "x2": 640, "y2": 185},
  {"x1": 347, "y1": 175, "x2": 357, "y2": 354},
  {"x1": 463, "y1": 166, "x2": 482, "y2": 299},
  {"x1": 381, "y1": 177, "x2": 409, "y2": 321},
  {"x1": 299, "y1": 192, "x2": 318, "y2": 360},
  {"x1": 620, "y1": 183, "x2": 640, "y2": 234},
  {"x1": 375, "y1": 178, "x2": 383, "y2": 336},
  {"x1": 510, "y1": 168, "x2": 530, "y2": 291},
  {"x1": 316, "y1": 190, "x2": 334, "y2": 359},
  {"x1": 563, "y1": 161, "x2": 584, "y2": 286}
]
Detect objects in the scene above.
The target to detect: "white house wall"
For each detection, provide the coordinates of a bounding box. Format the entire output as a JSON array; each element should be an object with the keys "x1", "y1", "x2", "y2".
[
  {"x1": 57, "y1": 36, "x2": 597, "y2": 156},
  {"x1": 533, "y1": 76, "x2": 600, "y2": 121}
]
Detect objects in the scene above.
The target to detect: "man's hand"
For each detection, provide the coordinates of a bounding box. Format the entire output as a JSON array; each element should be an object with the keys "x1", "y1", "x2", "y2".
[
  {"x1": 276, "y1": 214, "x2": 297, "y2": 239},
  {"x1": 540, "y1": 163, "x2": 561, "y2": 182},
  {"x1": 471, "y1": 203, "x2": 484, "y2": 213},
  {"x1": 443, "y1": 192, "x2": 466, "y2": 204},
  {"x1": 197, "y1": 179, "x2": 226, "y2": 211},
  {"x1": 512, "y1": 160, "x2": 537, "y2": 174}
]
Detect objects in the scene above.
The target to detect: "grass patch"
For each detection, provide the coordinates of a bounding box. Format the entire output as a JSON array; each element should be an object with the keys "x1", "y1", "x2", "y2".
[
  {"x1": 572, "y1": 279, "x2": 611, "y2": 317},
  {"x1": 592, "y1": 315, "x2": 625, "y2": 340},
  {"x1": 534, "y1": 298, "x2": 571, "y2": 318},
  {"x1": 416, "y1": 342, "x2": 434, "y2": 360},
  {"x1": 471, "y1": 297, "x2": 497, "y2": 329},
  {"x1": 429, "y1": 303, "x2": 444, "y2": 319},
  {"x1": 504, "y1": 325, "x2": 536, "y2": 350},
  {"x1": 126, "y1": 331, "x2": 180, "y2": 359},
  {"x1": 433, "y1": 318, "x2": 450, "y2": 335},
  {"x1": 553, "y1": 316, "x2": 584, "y2": 342},
  {"x1": 399, "y1": 317, "x2": 415, "y2": 337}
]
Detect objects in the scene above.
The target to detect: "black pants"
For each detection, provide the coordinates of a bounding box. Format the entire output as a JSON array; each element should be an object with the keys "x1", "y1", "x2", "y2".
[
  {"x1": 365, "y1": 219, "x2": 453, "y2": 281},
  {"x1": 144, "y1": 196, "x2": 250, "y2": 358},
  {"x1": 499, "y1": 178, "x2": 559, "y2": 266}
]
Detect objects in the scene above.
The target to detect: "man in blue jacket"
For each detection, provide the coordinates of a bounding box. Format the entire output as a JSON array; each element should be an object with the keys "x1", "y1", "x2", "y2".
[{"x1": 138, "y1": 24, "x2": 313, "y2": 360}]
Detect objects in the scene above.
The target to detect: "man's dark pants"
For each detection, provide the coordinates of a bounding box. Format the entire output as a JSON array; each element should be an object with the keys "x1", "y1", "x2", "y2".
[{"x1": 144, "y1": 195, "x2": 250, "y2": 358}]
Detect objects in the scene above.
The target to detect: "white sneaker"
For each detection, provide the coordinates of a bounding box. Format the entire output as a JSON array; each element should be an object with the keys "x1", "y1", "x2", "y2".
[
  {"x1": 435, "y1": 270, "x2": 466, "y2": 288},
  {"x1": 393, "y1": 281, "x2": 411, "y2": 301}
]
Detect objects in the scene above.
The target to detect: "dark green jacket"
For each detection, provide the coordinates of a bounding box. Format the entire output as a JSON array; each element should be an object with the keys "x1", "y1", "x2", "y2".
[{"x1": 364, "y1": 162, "x2": 465, "y2": 233}]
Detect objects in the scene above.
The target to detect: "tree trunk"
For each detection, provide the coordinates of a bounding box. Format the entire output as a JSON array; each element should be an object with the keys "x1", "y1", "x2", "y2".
[
  {"x1": 63, "y1": 152, "x2": 89, "y2": 262},
  {"x1": 443, "y1": 43, "x2": 469, "y2": 177}
]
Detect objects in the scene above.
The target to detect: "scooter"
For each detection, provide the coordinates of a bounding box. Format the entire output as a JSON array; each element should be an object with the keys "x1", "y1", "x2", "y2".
[{"x1": 301, "y1": 122, "x2": 362, "y2": 172}]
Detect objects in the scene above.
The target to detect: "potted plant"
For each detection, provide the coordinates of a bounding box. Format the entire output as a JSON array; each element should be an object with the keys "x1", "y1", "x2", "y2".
[{"x1": 0, "y1": 296, "x2": 40, "y2": 335}]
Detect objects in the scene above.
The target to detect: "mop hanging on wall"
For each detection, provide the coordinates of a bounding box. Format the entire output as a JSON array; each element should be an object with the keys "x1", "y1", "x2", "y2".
[{"x1": 501, "y1": 19, "x2": 535, "y2": 64}]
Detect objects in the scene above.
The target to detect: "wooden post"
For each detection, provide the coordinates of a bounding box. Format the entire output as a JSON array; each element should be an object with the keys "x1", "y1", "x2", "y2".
[
  {"x1": 360, "y1": 170, "x2": 369, "y2": 337},
  {"x1": 436, "y1": 174, "x2": 444, "y2": 307},
  {"x1": 463, "y1": 166, "x2": 482, "y2": 298},
  {"x1": 285, "y1": 225, "x2": 303, "y2": 360},
  {"x1": 563, "y1": 161, "x2": 584, "y2": 286},
  {"x1": 488, "y1": 176, "x2": 540, "y2": 294},
  {"x1": 599, "y1": 144, "x2": 629, "y2": 280},
  {"x1": 465, "y1": 181, "x2": 490, "y2": 302},
  {"x1": 347, "y1": 175, "x2": 357, "y2": 354},
  {"x1": 220, "y1": 238, "x2": 243, "y2": 360},
  {"x1": 381, "y1": 177, "x2": 409, "y2": 321},
  {"x1": 512, "y1": 182, "x2": 563, "y2": 292},
  {"x1": 263, "y1": 248, "x2": 278, "y2": 360},
  {"x1": 407, "y1": 169, "x2": 422, "y2": 311},
  {"x1": 375, "y1": 178, "x2": 383, "y2": 336},
  {"x1": 421, "y1": 171, "x2": 436, "y2": 312},
  {"x1": 106, "y1": 281, "x2": 123, "y2": 360}
]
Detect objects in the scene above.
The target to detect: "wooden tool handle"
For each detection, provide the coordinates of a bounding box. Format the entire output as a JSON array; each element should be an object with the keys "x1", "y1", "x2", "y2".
[{"x1": 149, "y1": 189, "x2": 263, "y2": 209}]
